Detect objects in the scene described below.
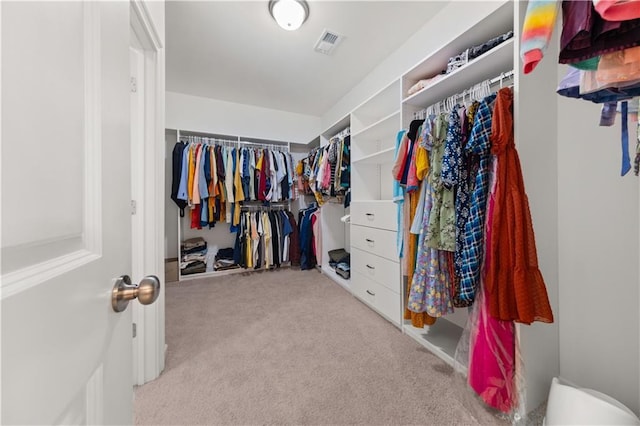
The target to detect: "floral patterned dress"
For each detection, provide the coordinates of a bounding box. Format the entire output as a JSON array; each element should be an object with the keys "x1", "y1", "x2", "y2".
[
  {"x1": 426, "y1": 114, "x2": 456, "y2": 252},
  {"x1": 408, "y1": 114, "x2": 454, "y2": 318}
]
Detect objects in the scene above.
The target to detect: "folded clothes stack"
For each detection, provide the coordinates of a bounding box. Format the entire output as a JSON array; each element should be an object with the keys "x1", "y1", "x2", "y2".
[
  {"x1": 406, "y1": 31, "x2": 513, "y2": 98},
  {"x1": 328, "y1": 248, "x2": 350, "y2": 280},
  {"x1": 335, "y1": 262, "x2": 350, "y2": 280},
  {"x1": 407, "y1": 74, "x2": 445, "y2": 96},
  {"x1": 467, "y1": 30, "x2": 513, "y2": 61},
  {"x1": 181, "y1": 261, "x2": 206, "y2": 275},
  {"x1": 447, "y1": 30, "x2": 514, "y2": 74},
  {"x1": 181, "y1": 237, "x2": 208, "y2": 275},
  {"x1": 214, "y1": 247, "x2": 239, "y2": 271},
  {"x1": 182, "y1": 237, "x2": 207, "y2": 254}
]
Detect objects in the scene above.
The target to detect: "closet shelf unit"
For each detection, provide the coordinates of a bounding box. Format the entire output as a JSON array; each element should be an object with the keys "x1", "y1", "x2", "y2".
[
  {"x1": 351, "y1": 110, "x2": 400, "y2": 159},
  {"x1": 401, "y1": 1, "x2": 513, "y2": 109},
  {"x1": 399, "y1": 0, "x2": 514, "y2": 366},
  {"x1": 351, "y1": 147, "x2": 396, "y2": 165},
  {"x1": 318, "y1": 115, "x2": 352, "y2": 292},
  {"x1": 313, "y1": 0, "x2": 557, "y2": 411},
  {"x1": 349, "y1": 78, "x2": 403, "y2": 327},
  {"x1": 402, "y1": 318, "x2": 464, "y2": 367},
  {"x1": 174, "y1": 129, "x2": 294, "y2": 282},
  {"x1": 402, "y1": 38, "x2": 514, "y2": 108}
]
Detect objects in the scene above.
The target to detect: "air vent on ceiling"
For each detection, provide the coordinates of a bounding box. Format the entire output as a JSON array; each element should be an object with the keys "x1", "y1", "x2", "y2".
[{"x1": 314, "y1": 29, "x2": 343, "y2": 55}]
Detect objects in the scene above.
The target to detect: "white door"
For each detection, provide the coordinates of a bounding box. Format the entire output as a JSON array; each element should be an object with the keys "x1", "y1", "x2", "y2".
[{"x1": 1, "y1": 2, "x2": 153, "y2": 424}]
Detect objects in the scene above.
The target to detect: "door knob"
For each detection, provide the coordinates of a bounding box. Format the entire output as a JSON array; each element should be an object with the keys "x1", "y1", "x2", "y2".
[{"x1": 111, "y1": 275, "x2": 160, "y2": 313}]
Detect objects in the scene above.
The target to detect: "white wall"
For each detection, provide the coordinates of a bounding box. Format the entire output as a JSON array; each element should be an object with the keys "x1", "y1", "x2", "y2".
[
  {"x1": 166, "y1": 91, "x2": 322, "y2": 143},
  {"x1": 142, "y1": 0, "x2": 164, "y2": 42},
  {"x1": 557, "y1": 82, "x2": 640, "y2": 413},
  {"x1": 322, "y1": 1, "x2": 505, "y2": 130},
  {"x1": 514, "y1": 0, "x2": 560, "y2": 409}
]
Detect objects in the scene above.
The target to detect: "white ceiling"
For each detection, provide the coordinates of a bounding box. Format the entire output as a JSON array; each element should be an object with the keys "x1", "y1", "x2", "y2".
[{"x1": 166, "y1": 1, "x2": 447, "y2": 116}]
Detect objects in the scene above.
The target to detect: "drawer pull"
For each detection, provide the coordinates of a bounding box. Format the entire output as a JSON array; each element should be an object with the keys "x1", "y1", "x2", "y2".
[
  {"x1": 366, "y1": 290, "x2": 376, "y2": 296},
  {"x1": 366, "y1": 264, "x2": 375, "y2": 270},
  {"x1": 365, "y1": 213, "x2": 375, "y2": 219},
  {"x1": 365, "y1": 238, "x2": 375, "y2": 244}
]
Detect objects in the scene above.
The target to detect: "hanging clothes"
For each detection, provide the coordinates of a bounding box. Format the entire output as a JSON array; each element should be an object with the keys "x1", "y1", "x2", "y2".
[
  {"x1": 467, "y1": 159, "x2": 516, "y2": 412},
  {"x1": 399, "y1": 120, "x2": 423, "y2": 188},
  {"x1": 311, "y1": 210, "x2": 322, "y2": 267},
  {"x1": 286, "y1": 211, "x2": 301, "y2": 266},
  {"x1": 171, "y1": 141, "x2": 188, "y2": 216},
  {"x1": 404, "y1": 190, "x2": 438, "y2": 325},
  {"x1": 192, "y1": 144, "x2": 203, "y2": 207},
  {"x1": 484, "y1": 88, "x2": 554, "y2": 325},
  {"x1": 458, "y1": 95, "x2": 497, "y2": 305},
  {"x1": 405, "y1": 121, "x2": 424, "y2": 193},
  {"x1": 299, "y1": 205, "x2": 319, "y2": 270},
  {"x1": 392, "y1": 132, "x2": 410, "y2": 182},
  {"x1": 177, "y1": 142, "x2": 191, "y2": 205},
  {"x1": 297, "y1": 133, "x2": 351, "y2": 205},
  {"x1": 520, "y1": 0, "x2": 640, "y2": 74},
  {"x1": 407, "y1": 113, "x2": 454, "y2": 320},
  {"x1": 392, "y1": 130, "x2": 407, "y2": 259},
  {"x1": 407, "y1": 179, "x2": 454, "y2": 319},
  {"x1": 187, "y1": 144, "x2": 196, "y2": 206},
  {"x1": 425, "y1": 114, "x2": 456, "y2": 252},
  {"x1": 172, "y1": 140, "x2": 298, "y2": 231},
  {"x1": 449, "y1": 102, "x2": 481, "y2": 308},
  {"x1": 441, "y1": 105, "x2": 474, "y2": 290},
  {"x1": 340, "y1": 136, "x2": 350, "y2": 194}
]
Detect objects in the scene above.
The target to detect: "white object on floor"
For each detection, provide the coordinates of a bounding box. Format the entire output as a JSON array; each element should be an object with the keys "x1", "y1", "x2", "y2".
[{"x1": 544, "y1": 377, "x2": 640, "y2": 425}]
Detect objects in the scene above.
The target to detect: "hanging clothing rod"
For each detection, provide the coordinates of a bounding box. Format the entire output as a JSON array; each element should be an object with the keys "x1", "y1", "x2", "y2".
[
  {"x1": 414, "y1": 69, "x2": 515, "y2": 120},
  {"x1": 330, "y1": 126, "x2": 350, "y2": 142},
  {"x1": 489, "y1": 69, "x2": 515, "y2": 85},
  {"x1": 240, "y1": 204, "x2": 289, "y2": 211},
  {"x1": 238, "y1": 140, "x2": 290, "y2": 152},
  {"x1": 180, "y1": 135, "x2": 237, "y2": 145},
  {"x1": 178, "y1": 133, "x2": 291, "y2": 152}
]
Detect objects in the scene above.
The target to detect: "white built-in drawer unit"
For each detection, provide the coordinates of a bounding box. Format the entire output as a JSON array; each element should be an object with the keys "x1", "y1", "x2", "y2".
[
  {"x1": 350, "y1": 201, "x2": 396, "y2": 231},
  {"x1": 351, "y1": 225, "x2": 397, "y2": 261},
  {"x1": 352, "y1": 271, "x2": 401, "y2": 326},
  {"x1": 351, "y1": 247, "x2": 401, "y2": 293}
]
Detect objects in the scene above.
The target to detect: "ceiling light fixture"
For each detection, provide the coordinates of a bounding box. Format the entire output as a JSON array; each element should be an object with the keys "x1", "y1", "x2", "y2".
[{"x1": 268, "y1": 0, "x2": 309, "y2": 31}]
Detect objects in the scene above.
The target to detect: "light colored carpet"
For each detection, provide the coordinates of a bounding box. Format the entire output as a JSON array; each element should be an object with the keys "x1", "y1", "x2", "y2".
[{"x1": 134, "y1": 269, "x2": 503, "y2": 425}]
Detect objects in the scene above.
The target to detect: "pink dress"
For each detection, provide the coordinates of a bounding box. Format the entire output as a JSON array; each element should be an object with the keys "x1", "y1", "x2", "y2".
[{"x1": 467, "y1": 157, "x2": 516, "y2": 413}]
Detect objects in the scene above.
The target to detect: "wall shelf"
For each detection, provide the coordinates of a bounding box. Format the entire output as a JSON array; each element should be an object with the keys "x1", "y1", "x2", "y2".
[
  {"x1": 401, "y1": 0, "x2": 514, "y2": 95},
  {"x1": 403, "y1": 319, "x2": 464, "y2": 368},
  {"x1": 352, "y1": 110, "x2": 400, "y2": 139},
  {"x1": 319, "y1": 117, "x2": 351, "y2": 289},
  {"x1": 352, "y1": 147, "x2": 396, "y2": 165},
  {"x1": 403, "y1": 38, "x2": 514, "y2": 108},
  {"x1": 351, "y1": 80, "x2": 400, "y2": 133},
  {"x1": 351, "y1": 110, "x2": 400, "y2": 162},
  {"x1": 179, "y1": 265, "x2": 292, "y2": 281}
]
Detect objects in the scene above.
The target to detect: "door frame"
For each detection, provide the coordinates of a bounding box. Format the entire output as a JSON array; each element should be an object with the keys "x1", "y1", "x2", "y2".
[{"x1": 130, "y1": 0, "x2": 165, "y2": 386}]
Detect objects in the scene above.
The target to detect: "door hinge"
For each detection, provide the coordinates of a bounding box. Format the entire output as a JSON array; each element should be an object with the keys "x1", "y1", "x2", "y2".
[
  {"x1": 130, "y1": 76, "x2": 137, "y2": 93},
  {"x1": 133, "y1": 323, "x2": 137, "y2": 338},
  {"x1": 131, "y1": 200, "x2": 137, "y2": 215}
]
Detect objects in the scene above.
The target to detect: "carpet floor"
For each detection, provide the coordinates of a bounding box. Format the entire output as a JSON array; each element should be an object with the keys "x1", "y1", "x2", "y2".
[{"x1": 134, "y1": 268, "x2": 504, "y2": 425}]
